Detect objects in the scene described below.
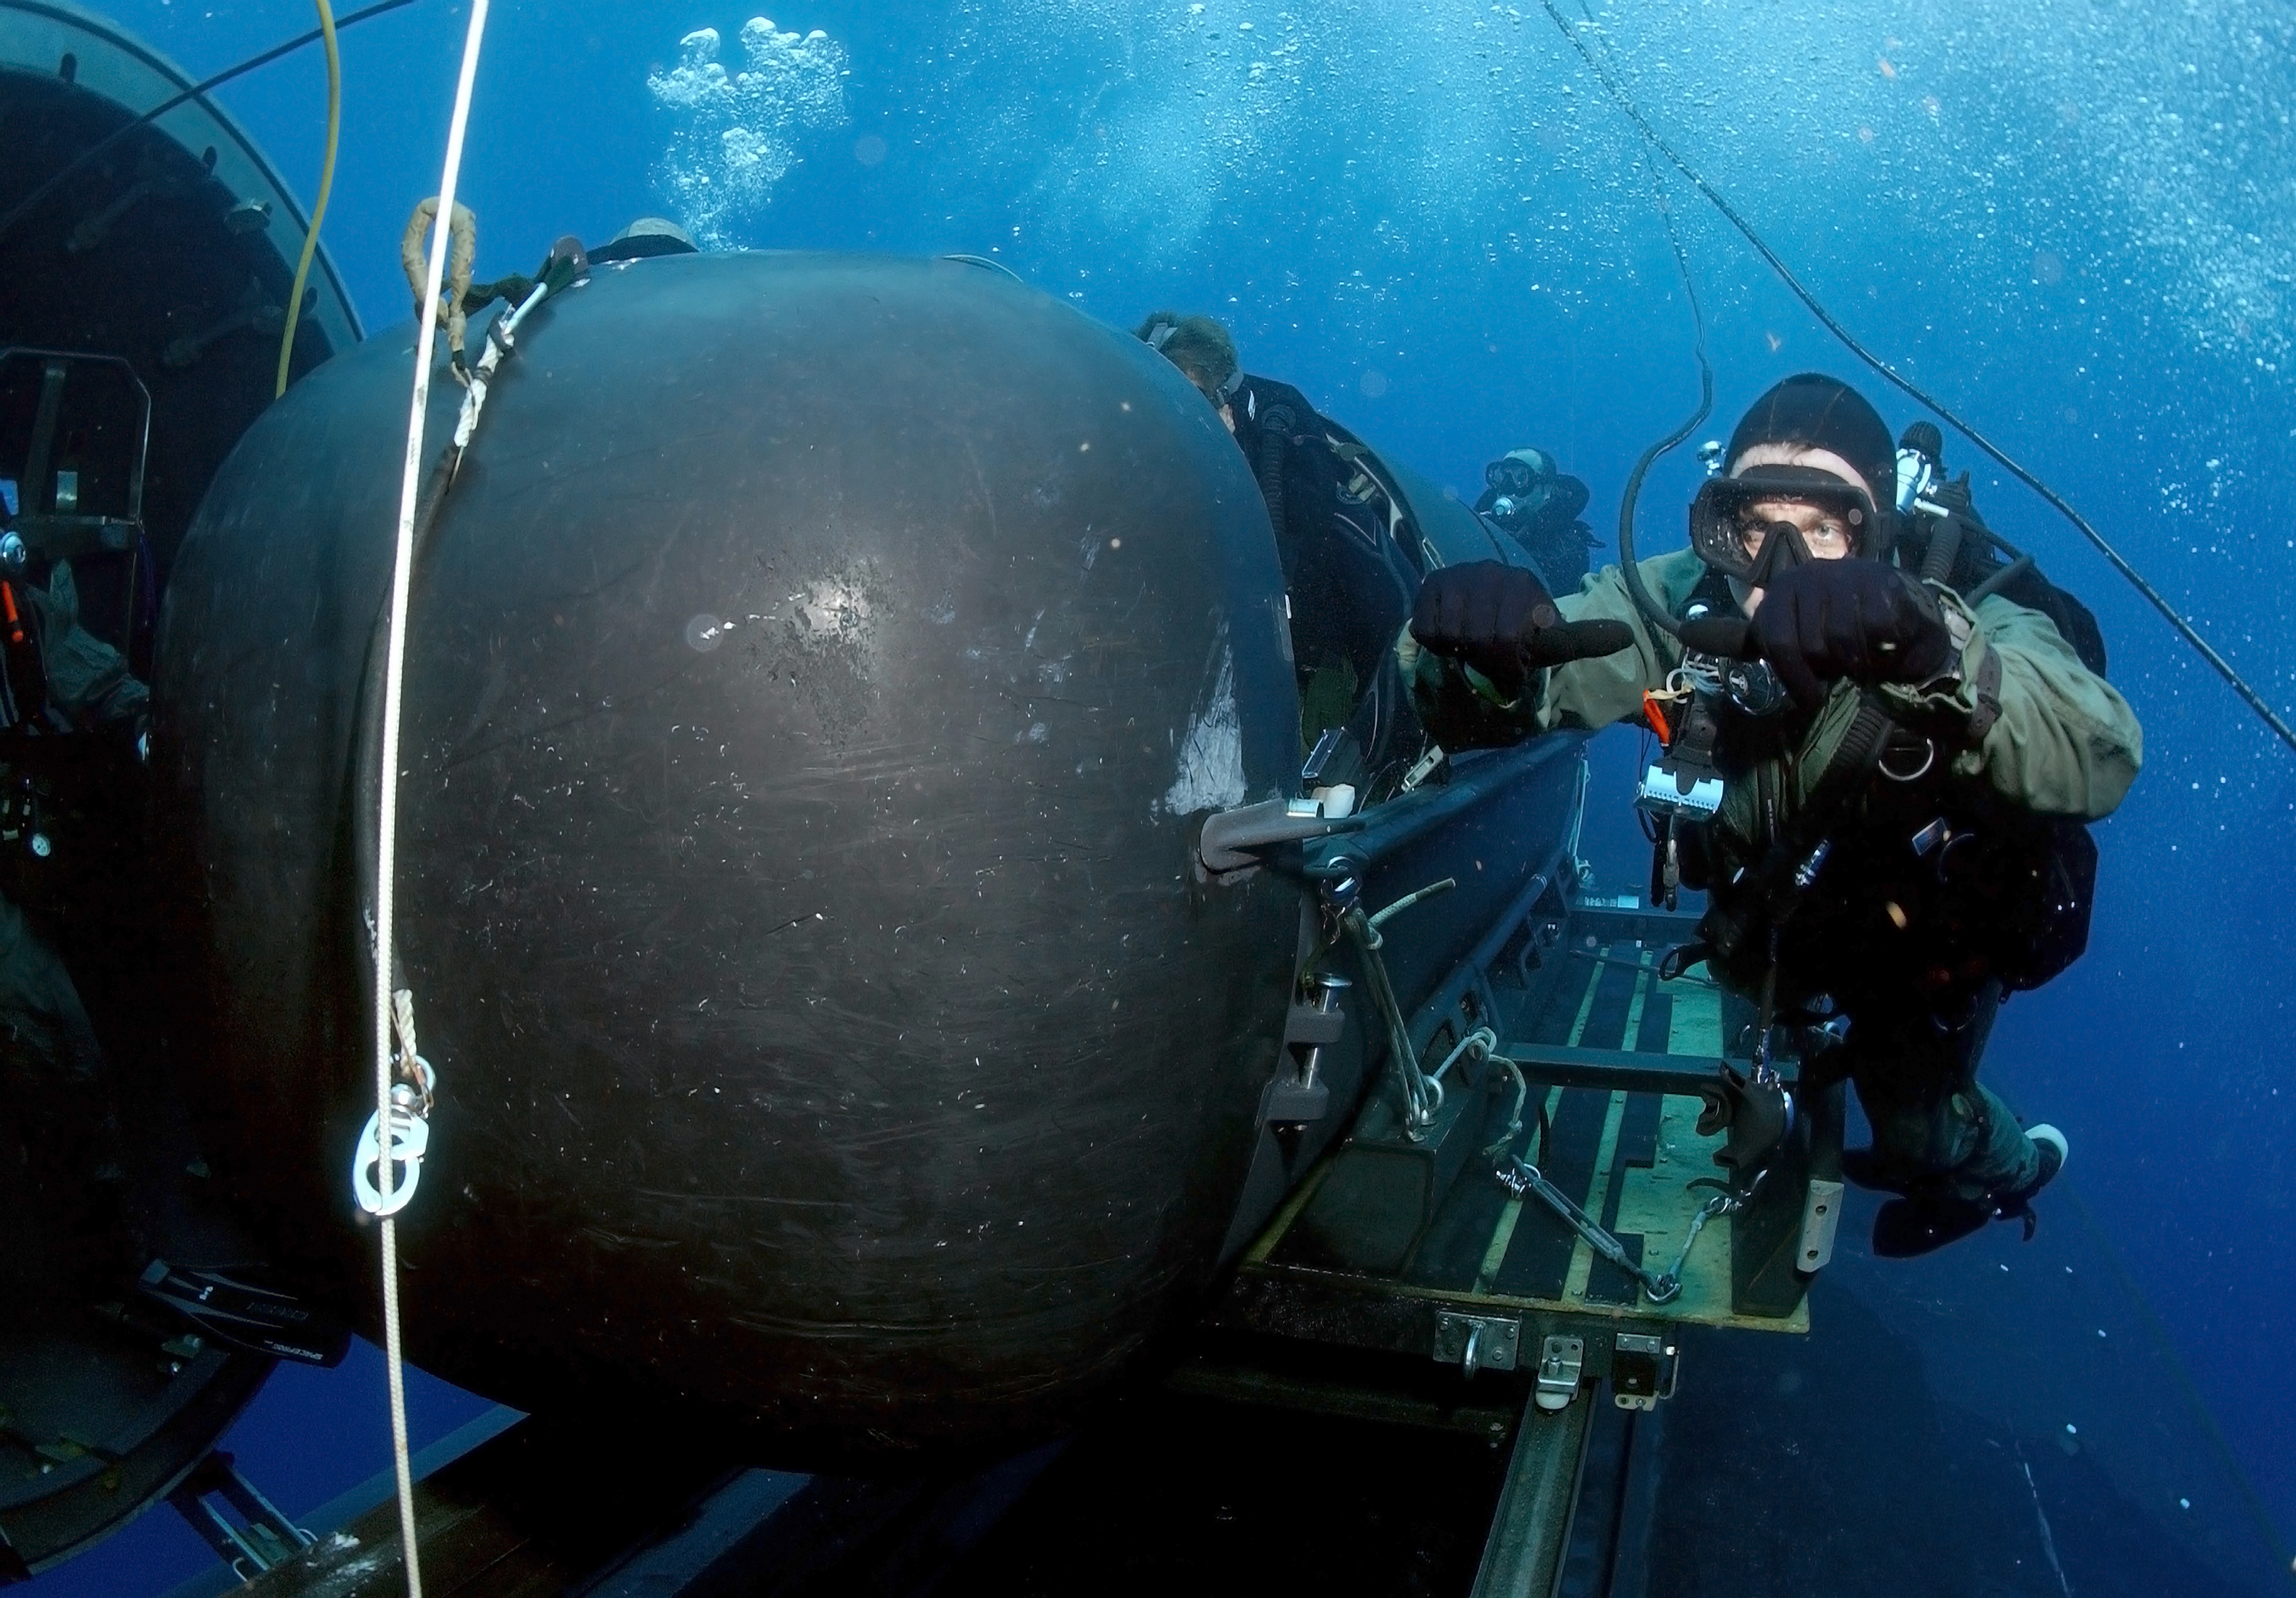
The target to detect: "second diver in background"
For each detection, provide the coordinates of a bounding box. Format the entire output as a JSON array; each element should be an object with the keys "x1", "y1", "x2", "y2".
[
  {"x1": 1404, "y1": 374, "x2": 2142, "y2": 1257},
  {"x1": 1474, "y1": 447, "x2": 1597, "y2": 592}
]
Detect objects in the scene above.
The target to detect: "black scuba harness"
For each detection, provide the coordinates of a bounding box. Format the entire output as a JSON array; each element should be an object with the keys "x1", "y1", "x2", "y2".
[{"x1": 1641, "y1": 520, "x2": 2088, "y2": 1033}]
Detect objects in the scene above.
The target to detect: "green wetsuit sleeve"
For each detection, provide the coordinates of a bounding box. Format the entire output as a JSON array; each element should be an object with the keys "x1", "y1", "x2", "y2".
[
  {"x1": 1531, "y1": 550, "x2": 1705, "y2": 732},
  {"x1": 1880, "y1": 590, "x2": 2142, "y2": 820}
]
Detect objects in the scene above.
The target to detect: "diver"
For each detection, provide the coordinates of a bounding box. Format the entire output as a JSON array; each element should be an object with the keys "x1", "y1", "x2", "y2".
[
  {"x1": 1134, "y1": 311, "x2": 1430, "y2": 773},
  {"x1": 0, "y1": 553, "x2": 148, "y2": 1315},
  {"x1": 1402, "y1": 373, "x2": 2142, "y2": 1257},
  {"x1": 0, "y1": 545, "x2": 344, "y2": 1359},
  {"x1": 1474, "y1": 447, "x2": 1598, "y2": 591},
  {"x1": 1133, "y1": 311, "x2": 1248, "y2": 429}
]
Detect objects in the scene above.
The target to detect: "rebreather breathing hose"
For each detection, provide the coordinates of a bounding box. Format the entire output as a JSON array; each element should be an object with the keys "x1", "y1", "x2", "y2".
[
  {"x1": 376, "y1": 5, "x2": 492, "y2": 1594},
  {"x1": 1610, "y1": 151, "x2": 1714, "y2": 641},
  {"x1": 273, "y1": 0, "x2": 340, "y2": 398},
  {"x1": 1535, "y1": 0, "x2": 2296, "y2": 755}
]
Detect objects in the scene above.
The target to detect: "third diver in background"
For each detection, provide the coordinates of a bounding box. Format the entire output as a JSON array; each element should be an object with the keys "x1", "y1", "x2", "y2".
[
  {"x1": 1474, "y1": 447, "x2": 1598, "y2": 592},
  {"x1": 1403, "y1": 373, "x2": 2142, "y2": 1257}
]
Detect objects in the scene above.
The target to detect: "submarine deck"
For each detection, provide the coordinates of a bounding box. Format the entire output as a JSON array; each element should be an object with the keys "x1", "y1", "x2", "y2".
[{"x1": 1217, "y1": 898, "x2": 1809, "y2": 1354}]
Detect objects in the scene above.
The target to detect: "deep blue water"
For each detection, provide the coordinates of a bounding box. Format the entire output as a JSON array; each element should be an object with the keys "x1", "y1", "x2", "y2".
[{"x1": 19, "y1": 0, "x2": 2296, "y2": 1590}]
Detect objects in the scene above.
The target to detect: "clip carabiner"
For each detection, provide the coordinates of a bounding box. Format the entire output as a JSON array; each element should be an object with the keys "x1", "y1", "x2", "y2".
[{"x1": 352, "y1": 1086, "x2": 430, "y2": 1216}]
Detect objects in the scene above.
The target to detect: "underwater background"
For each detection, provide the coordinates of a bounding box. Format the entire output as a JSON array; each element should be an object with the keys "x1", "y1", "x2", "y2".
[{"x1": 20, "y1": 0, "x2": 2296, "y2": 1591}]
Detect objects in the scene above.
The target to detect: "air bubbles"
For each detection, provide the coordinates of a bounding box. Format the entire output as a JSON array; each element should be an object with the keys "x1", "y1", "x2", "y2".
[{"x1": 648, "y1": 19, "x2": 851, "y2": 248}]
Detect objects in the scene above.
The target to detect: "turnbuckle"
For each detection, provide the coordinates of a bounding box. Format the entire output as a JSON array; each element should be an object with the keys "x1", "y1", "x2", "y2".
[
  {"x1": 1494, "y1": 1158, "x2": 1758, "y2": 1306},
  {"x1": 1495, "y1": 1157, "x2": 1684, "y2": 1305}
]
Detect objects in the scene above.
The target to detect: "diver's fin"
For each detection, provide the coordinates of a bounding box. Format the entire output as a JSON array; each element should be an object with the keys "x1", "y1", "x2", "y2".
[
  {"x1": 1869, "y1": 1196, "x2": 1993, "y2": 1258},
  {"x1": 135, "y1": 1260, "x2": 350, "y2": 1367}
]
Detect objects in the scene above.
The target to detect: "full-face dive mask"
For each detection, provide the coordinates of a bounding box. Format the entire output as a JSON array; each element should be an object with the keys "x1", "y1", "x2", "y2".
[{"x1": 1686, "y1": 465, "x2": 1888, "y2": 586}]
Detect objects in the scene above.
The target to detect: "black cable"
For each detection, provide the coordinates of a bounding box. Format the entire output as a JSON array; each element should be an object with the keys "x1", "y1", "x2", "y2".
[
  {"x1": 1611, "y1": 152, "x2": 1713, "y2": 640},
  {"x1": 1534, "y1": 0, "x2": 2296, "y2": 754},
  {"x1": 0, "y1": 0, "x2": 420, "y2": 250}
]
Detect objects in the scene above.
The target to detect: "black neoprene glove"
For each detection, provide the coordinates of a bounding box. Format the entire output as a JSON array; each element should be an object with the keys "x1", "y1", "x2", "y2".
[
  {"x1": 1747, "y1": 559, "x2": 1954, "y2": 709},
  {"x1": 1409, "y1": 561, "x2": 1633, "y2": 700}
]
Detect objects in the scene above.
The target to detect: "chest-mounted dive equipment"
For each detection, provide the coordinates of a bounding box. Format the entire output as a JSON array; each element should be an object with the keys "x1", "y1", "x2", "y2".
[{"x1": 1636, "y1": 675, "x2": 1723, "y2": 911}]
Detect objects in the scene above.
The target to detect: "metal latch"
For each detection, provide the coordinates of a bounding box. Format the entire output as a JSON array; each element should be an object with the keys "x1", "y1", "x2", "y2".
[
  {"x1": 1532, "y1": 1333, "x2": 1583, "y2": 1412},
  {"x1": 1433, "y1": 1312, "x2": 1520, "y2": 1379},
  {"x1": 1797, "y1": 1177, "x2": 1845, "y2": 1272},
  {"x1": 1611, "y1": 1331, "x2": 1678, "y2": 1411},
  {"x1": 1264, "y1": 973, "x2": 1348, "y2": 1125},
  {"x1": 1399, "y1": 744, "x2": 1446, "y2": 793}
]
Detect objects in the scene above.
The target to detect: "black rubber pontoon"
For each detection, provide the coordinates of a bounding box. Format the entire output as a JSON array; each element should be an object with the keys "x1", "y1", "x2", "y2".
[{"x1": 157, "y1": 250, "x2": 1307, "y2": 1464}]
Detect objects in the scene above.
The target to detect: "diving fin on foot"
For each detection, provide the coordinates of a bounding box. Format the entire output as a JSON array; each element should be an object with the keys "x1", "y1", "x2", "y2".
[
  {"x1": 136, "y1": 1259, "x2": 350, "y2": 1366},
  {"x1": 1870, "y1": 1196, "x2": 1995, "y2": 1258}
]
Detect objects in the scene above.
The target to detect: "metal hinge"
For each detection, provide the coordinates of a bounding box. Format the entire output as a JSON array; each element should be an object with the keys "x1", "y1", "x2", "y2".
[{"x1": 1263, "y1": 973, "x2": 1349, "y2": 1125}]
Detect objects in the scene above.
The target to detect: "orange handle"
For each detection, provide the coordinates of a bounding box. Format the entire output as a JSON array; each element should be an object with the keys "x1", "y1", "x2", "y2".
[{"x1": 1641, "y1": 690, "x2": 1674, "y2": 746}]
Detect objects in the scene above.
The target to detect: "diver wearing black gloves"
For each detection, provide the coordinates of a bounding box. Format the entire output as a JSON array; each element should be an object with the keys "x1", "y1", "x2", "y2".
[{"x1": 1402, "y1": 373, "x2": 2143, "y2": 1257}]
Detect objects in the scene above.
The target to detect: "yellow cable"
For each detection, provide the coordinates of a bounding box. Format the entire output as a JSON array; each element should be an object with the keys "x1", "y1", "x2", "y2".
[{"x1": 273, "y1": 0, "x2": 340, "y2": 398}]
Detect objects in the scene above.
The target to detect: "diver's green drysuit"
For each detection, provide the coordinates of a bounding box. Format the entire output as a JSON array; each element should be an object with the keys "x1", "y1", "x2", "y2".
[{"x1": 1403, "y1": 548, "x2": 2142, "y2": 1206}]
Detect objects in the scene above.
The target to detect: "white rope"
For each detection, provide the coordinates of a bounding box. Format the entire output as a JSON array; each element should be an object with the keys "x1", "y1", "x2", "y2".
[{"x1": 376, "y1": 4, "x2": 490, "y2": 1594}]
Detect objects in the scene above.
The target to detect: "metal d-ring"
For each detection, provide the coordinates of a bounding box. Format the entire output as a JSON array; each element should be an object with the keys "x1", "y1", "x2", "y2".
[{"x1": 1878, "y1": 733, "x2": 1936, "y2": 783}]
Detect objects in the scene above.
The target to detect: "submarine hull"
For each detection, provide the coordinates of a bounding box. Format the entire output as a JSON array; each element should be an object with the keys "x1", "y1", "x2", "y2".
[{"x1": 155, "y1": 253, "x2": 1301, "y2": 1460}]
